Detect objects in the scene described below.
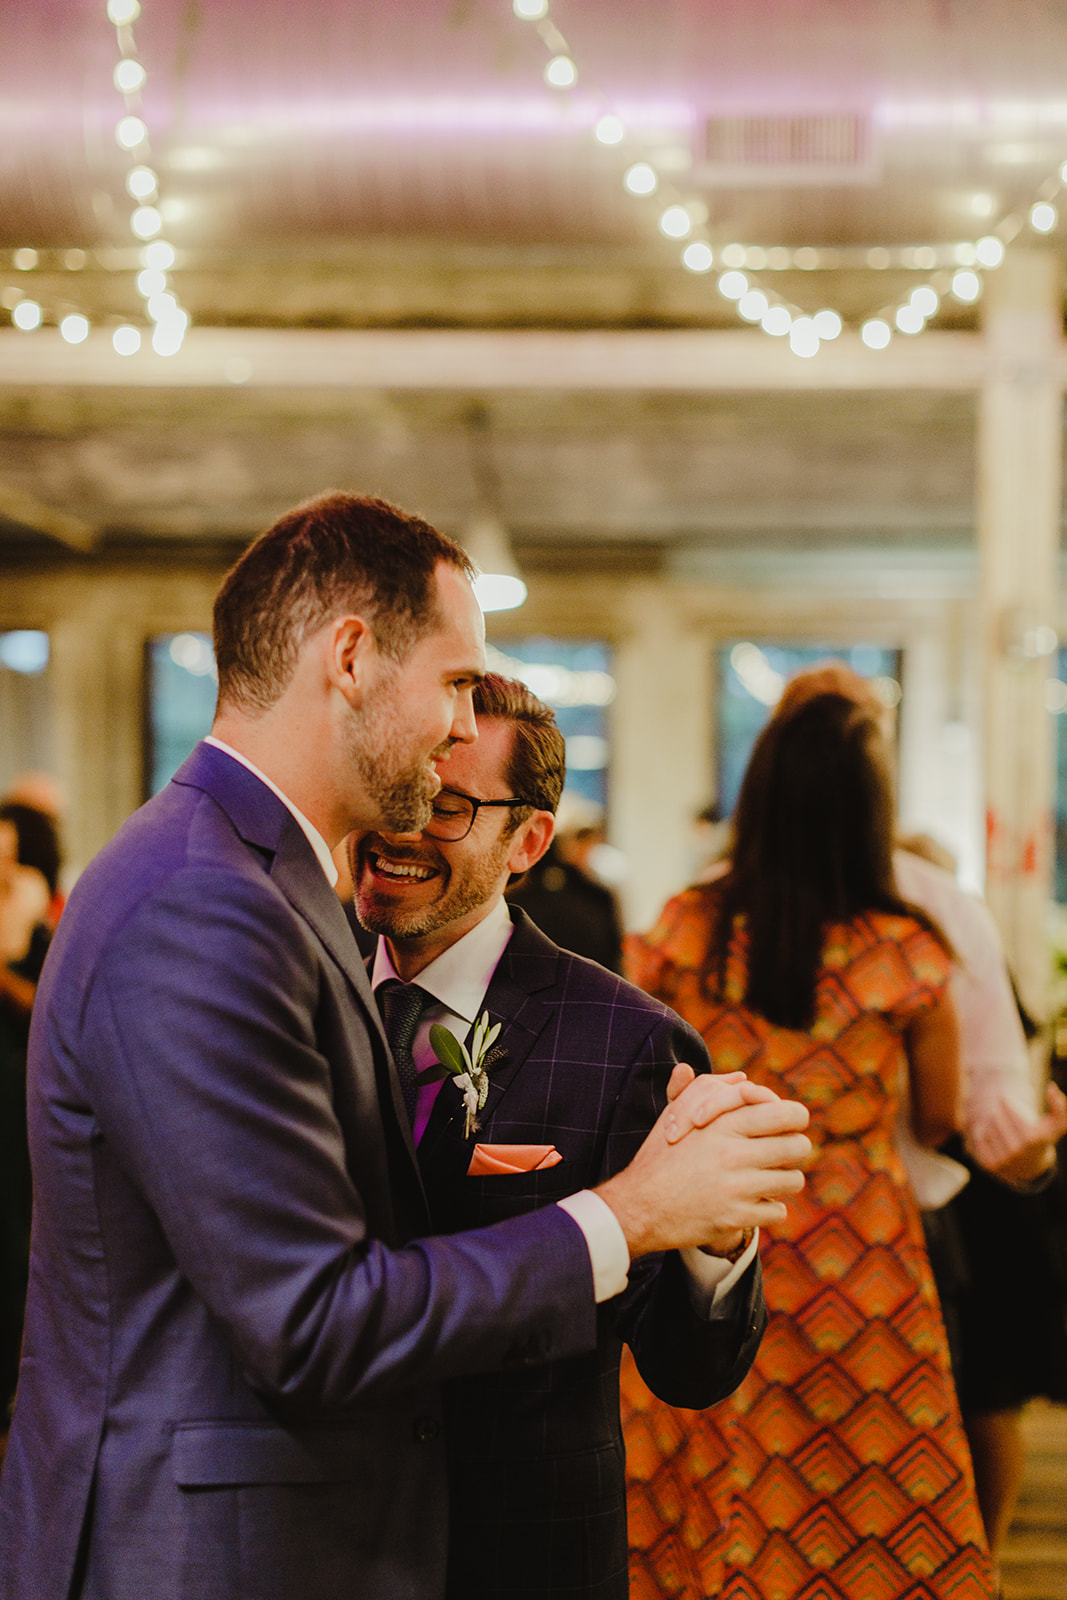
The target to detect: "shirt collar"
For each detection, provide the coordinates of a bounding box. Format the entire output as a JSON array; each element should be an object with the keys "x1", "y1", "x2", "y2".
[
  {"x1": 371, "y1": 894, "x2": 514, "y2": 1025},
  {"x1": 204, "y1": 735, "x2": 339, "y2": 887}
]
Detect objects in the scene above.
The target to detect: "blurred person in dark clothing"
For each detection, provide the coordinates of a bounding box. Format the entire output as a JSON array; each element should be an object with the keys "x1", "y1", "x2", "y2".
[
  {"x1": 507, "y1": 799, "x2": 624, "y2": 972},
  {"x1": 0, "y1": 800, "x2": 64, "y2": 927},
  {"x1": 0, "y1": 816, "x2": 51, "y2": 1419}
]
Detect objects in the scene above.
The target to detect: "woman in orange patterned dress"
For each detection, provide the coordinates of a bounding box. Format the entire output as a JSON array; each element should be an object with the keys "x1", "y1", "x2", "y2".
[{"x1": 623, "y1": 690, "x2": 993, "y2": 1600}]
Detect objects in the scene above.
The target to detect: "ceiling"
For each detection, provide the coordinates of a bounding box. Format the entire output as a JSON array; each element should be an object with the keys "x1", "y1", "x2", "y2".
[{"x1": 1, "y1": 0, "x2": 1066, "y2": 566}]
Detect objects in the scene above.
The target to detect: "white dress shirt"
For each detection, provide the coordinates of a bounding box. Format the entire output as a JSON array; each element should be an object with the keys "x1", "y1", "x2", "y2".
[{"x1": 372, "y1": 894, "x2": 757, "y2": 1310}]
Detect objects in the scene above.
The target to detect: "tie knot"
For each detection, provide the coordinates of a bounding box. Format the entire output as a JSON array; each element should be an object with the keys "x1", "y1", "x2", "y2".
[{"x1": 377, "y1": 980, "x2": 429, "y2": 1056}]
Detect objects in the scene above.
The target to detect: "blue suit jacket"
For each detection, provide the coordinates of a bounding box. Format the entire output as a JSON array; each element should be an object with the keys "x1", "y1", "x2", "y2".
[
  {"x1": 0, "y1": 745, "x2": 597, "y2": 1600},
  {"x1": 417, "y1": 910, "x2": 766, "y2": 1600}
]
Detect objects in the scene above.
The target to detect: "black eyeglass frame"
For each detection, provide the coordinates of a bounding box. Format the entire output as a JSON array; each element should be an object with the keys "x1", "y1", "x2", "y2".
[{"x1": 423, "y1": 787, "x2": 532, "y2": 842}]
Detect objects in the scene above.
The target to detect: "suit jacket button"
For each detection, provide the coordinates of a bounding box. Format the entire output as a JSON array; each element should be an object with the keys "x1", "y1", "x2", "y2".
[{"x1": 413, "y1": 1416, "x2": 440, "y2": 1443}]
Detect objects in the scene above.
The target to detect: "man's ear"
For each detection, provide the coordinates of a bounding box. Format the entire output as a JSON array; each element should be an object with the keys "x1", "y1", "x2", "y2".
[
  {"x1": 506, "y1": 812, "x2": 555, "y2": 877},
  {"x1": 326, "y1": 615, "x2": 377, "y2": 706}
]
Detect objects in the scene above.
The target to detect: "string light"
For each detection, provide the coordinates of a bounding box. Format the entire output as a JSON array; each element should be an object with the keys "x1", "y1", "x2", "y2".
[
  {"x1": 624, "y1": 162, "x2": 657, "y2": 196},
  {"x1": 507, "y1": 4, "x2": 1067, "y2": 358},
  {"x1": 544, "y1": 55, "x2": 577, "y2": 89},
  {"x1": 1, "y1": 2, "x2": 191, "y2": 352}
]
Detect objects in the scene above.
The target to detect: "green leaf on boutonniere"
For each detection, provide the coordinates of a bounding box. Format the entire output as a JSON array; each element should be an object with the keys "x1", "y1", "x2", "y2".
[{"x1": 428, "y1": 1022, "x2": 471, "y2": 1078}]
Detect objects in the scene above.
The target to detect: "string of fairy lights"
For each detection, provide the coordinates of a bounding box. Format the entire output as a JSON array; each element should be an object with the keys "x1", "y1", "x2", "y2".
[
  {"x1": 3, "y1": 0, "x2": 188, "y2": 355},
  {"x1": 510, "y1": 0, "x2": 1067, "y2": 359},
  {"x1": 4, "y1": 3, "x2": 1066, "y2": 359}
]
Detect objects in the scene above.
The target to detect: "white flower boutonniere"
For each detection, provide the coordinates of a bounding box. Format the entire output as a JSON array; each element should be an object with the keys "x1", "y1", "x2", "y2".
[{"x1": 429, "y1": 1012, "x2": 504, "y2": 1139}]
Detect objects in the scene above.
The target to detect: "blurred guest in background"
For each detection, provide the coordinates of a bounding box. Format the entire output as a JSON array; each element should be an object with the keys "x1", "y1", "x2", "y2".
[
  {"x1": 0, "y1": 815, "x2": 51, "y2": 1424},
  {"x1": 781, "y1": 665, "x2": 1067, "y2": 1581},
  {"x1": 0, "y1": 799, "x2": 64, "y2": 928},
  {"x1": 507, "y1": 795, "x2": 624, "y2": 972},
  {"x1": 623, "y1": 687, "x2": 993, "y2": 1600}
]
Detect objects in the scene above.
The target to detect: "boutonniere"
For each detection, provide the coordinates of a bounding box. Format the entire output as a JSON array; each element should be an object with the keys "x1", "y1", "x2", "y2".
[{"x1": 428, "y1": 1012, "x2": 505, "y2": 1139}]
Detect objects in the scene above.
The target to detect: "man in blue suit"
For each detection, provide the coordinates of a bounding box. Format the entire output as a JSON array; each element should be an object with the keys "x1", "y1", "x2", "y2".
[
  {"x1": 0, "y1": 493, "x2": 809, "y2": 1600},
  {"x1": 351, "y1": 673, "x2": 778, "y2": 1599}
]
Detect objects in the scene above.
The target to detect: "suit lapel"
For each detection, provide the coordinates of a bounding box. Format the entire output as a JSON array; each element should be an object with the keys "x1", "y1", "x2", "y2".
[{"x1": 173, "y1": 742, "x2": 420, "y2": 1178}]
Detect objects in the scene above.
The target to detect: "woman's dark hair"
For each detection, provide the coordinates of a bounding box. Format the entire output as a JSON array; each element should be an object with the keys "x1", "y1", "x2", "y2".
[
  {"x1": 716, "y1": 692, "x2": 948, "y2": 1029},
  {"x1": 0, "y1": 801, "x2": 61, "y2": 895}
]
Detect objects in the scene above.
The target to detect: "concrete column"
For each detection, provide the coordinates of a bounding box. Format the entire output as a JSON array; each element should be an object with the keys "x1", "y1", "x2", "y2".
[
  {"x1": 978, "y1": 246, "x2": 1064, "y2": 1013},
  {"x1": 610, "y1": 582, "x2": 714, "y2": 932}
]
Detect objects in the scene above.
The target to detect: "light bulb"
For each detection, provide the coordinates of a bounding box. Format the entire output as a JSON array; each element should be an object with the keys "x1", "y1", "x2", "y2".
[
  {"x1": 60, "y1": 313, "x2": 90, "y2": 344},
  {"x1": 681, "y1": 241, "x2": 713, "y2": 273},
  {"x1": 911, "y1": 285, "x2": 939, "y2": 317},
  {"x1": 126, "y1": 166, "x2": 157, "y2": 200},
  {"x1": 143, "y1": 241, "x2": 176, "y2": 269},
  {"x1": 152, "y1": 322, "x2": 185, "y2": 356},
  {"x1": 976, "y1": 235, "x2": 1004, "y2": 267},
  {"x1": 717, "y1": 270, "x2": 748, "y2": 301},
  {"x1": 137, "y1": 267, "x2": 166, "y2": 296},
  {"x1": 114, "y1": 59, "x2": 146, "y2": 94},
  {"x1": 761, "y1": 306, "x2": 792, "y2": 336},
  {"x1": 720, "y1": 243, "x2": 747, "y2": 269},
  {"x1": 112, "y1": 324, "x2": 141, "y2": 355},
  {"x1": 738, "y1": 289, "x2": 768, "y2": 322},
  {"x1": 623, "y1": 163, "x2": 657, "y2": 196},
  {"x1": 512, "y1": 0, "x2": 547, "y2": 16},
  {"x1": 474, "y1": 573, "x2": 527, "y2": 613},
  {"x1": 544, "y1": 55, "x2": 576, "y2": 89},
  {"x1": 1031, "y1": 202, "x2": 1057, "y2": 233},
  {"x1": 12, "y1": 248, "x2": 38, "y2": 271},
  {"x1": 895, "y1": 304, "x2": 924, "y2": 334},
  {"x1": 595, "y1": 115, "x2": 624, "y2": 145},
  {"x1": 861, "y1": 318, "x2": 891, "y2": 349},
  {"x1": 131, "y1": 205, "x2": 162, "y2": 239},
  {"x1": 12, "y1": 301, "x2": 41, "y2": 331},
  {"x1": 813, "y1": 309, "x2": 842, "y2": 340},
  {"x1": 107, "y1": 0, "x2": 141, "y2": 22},
  {"x1": 116, "y1": 115, "x2": 147, "y2": 150},
  {"x1": 789, "y1": 317, "x2": 819, "y2": 357},
  {"x1": 659, "y1": 205, "x2": 691, "y2": 239},
  {"x1": 147, "y1": 291, "x2": 178, "y2": 322},
  {"x1": 952, "y1": 269, "x2": 981, "y2": 303}
]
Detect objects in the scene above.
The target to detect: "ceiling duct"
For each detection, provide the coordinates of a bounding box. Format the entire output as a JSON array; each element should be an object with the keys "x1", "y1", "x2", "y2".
[{"x1": 698, "y1": 112, "x2": 878, "y2": 186}]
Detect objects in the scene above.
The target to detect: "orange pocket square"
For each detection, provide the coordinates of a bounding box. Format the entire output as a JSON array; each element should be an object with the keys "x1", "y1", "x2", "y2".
[{"x1": 467, "y1": 1143, "x2": 563, "y2": 1176}]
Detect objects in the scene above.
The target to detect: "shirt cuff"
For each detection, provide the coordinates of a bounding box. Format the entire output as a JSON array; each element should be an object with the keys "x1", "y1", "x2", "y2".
[
  {"x1": 557, "y1": 1191, "x2": 630, "y2": 1303},
  {"x1": 680, "y1": 1231, "x2": 760, "y2": 1317}
]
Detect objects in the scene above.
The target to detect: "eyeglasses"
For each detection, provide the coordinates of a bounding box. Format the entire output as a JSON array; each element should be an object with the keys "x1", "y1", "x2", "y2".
[{"x1": 424, "y1": 787, "x2": 530, "y2": 842}]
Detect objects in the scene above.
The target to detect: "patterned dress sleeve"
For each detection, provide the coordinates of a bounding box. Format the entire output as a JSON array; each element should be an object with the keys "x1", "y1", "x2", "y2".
[{"x1": 885, "y1": 916, "x2": 953, "y2": 1029}]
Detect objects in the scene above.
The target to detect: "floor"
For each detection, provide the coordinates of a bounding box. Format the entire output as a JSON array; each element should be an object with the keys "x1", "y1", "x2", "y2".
[{"x1": 1003, "y1": 1402, "x2": 1067, "y2": 1600}]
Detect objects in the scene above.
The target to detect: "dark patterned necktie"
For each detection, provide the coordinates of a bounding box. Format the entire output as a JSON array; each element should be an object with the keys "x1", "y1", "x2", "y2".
[{"x1": 376, "y1": 980, "x2": 428, "y2": 1126}]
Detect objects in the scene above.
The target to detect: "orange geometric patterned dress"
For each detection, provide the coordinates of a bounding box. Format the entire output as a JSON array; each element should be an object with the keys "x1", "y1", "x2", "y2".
[{"x1": 622, "y1": 883, "x2": 993, "y2": 1600}]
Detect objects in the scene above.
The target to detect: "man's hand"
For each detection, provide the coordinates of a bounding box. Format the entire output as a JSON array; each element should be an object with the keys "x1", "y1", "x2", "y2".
[
  {"x1": 969, "y1": 1082, "x2": 1067, "y2": 1186},
  {"x1": 663, "y1": 1065, "x2": 781, "y2": 1142},
  {"x1": 596, "y1": 1088, "x2": 811, "y2": 1261}
]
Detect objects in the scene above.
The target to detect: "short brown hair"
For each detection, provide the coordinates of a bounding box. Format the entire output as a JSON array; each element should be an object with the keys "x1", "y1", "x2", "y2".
[
  {"x1": 213, "y1": 491, "x2": 474, "y2": 713},
  {"x1": 473, "y1": 674, "x2": 565, "y2": 825}
]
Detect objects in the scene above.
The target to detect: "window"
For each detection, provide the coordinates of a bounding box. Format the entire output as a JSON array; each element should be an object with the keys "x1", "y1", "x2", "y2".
[
  {"x1": 0, "y1": 631, "x2": 55, "y2": 795},
  {"x1": 485, "y1": 638, "x2": 614, "y2": 811},
  {"x1": 145, "y1": 633, "x2": 217, "y2": 796}
]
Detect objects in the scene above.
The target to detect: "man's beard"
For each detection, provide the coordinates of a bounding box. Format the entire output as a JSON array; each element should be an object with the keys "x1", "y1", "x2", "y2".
[
  {"x1": 346, "y1": 678, "x2": 453, "y2": 833},
  {"x1": 354, "y1": 833, "x2": 513, "y2": 940}
]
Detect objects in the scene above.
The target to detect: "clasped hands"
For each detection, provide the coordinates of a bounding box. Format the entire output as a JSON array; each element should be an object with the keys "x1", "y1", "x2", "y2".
[{"x1": 597, "y1": 1066, "x2": 811, "y2": 1262}]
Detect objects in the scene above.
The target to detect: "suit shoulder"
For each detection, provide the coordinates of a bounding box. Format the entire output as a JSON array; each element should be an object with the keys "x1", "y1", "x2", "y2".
[{"x1": 550, "y1": 946, "x2": 703, "y2": 1039}]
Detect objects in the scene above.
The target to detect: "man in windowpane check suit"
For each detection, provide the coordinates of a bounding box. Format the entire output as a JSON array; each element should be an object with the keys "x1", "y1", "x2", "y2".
[
  {"x1": 0, "y1": 493, "x2": 809, "y2": 1600},
  {"x1": 351, "y1": 672, "x2": 780, "y2": 1599}
]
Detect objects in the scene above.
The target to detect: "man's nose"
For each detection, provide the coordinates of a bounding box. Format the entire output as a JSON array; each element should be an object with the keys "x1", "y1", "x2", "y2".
[
  {"x1": 451, "y1": 688, "x2": 478, "y2": 746},
  {"x1": 378, "y1": 827, "x2": 425, "y2": 846}
]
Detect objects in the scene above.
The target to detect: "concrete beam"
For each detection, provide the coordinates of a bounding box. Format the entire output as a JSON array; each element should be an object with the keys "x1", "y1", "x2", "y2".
[{"x1": 0, "y1": 325, "x2": 1036, "y2": 393}]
